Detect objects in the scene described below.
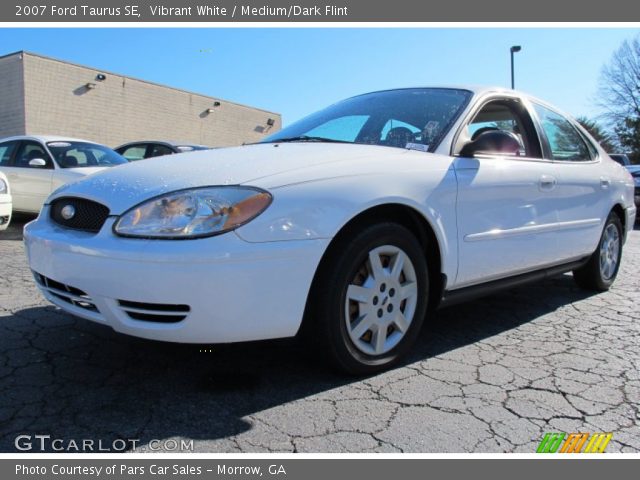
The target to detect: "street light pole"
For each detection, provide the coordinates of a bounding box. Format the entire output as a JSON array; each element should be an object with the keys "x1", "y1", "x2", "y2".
[{"x1": 510, "y1": 45, "x2": 522, "y2": 89}]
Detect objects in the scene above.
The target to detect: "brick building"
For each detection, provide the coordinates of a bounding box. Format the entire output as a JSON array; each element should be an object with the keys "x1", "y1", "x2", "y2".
[{"x1": 0, "y1": 51, "x2": 281, "y2": 148}]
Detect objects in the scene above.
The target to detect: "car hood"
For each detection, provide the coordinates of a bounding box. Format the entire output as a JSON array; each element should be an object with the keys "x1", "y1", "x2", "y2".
[{"x1": 48, "y1": 143, "x2": 414, "y2": 214}]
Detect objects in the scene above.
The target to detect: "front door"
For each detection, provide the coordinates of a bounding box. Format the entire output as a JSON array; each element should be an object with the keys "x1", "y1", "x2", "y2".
[{"x1": 453, "y1": 96, "x2": 563, "y2": 288}]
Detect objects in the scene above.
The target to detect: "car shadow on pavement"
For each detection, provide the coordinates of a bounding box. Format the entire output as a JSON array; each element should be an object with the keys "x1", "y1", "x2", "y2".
[{"x1": 0, "y1": 266, "x2": 597, "y2": 452}]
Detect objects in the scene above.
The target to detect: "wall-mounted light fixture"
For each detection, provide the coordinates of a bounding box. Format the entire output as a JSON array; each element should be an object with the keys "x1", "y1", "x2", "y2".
[
  {"x1": 205, "y1": 101, "x2": 222, "y2": 114},
  {"x1": 96, "y1": 73, "x2": 107, "y2": 81},
  {"x1": 266, "y1": 118, "x2": 275, "y2": 126},
  {"x1": 85, "y1": 82, "x2": 97, "y2": 90}
]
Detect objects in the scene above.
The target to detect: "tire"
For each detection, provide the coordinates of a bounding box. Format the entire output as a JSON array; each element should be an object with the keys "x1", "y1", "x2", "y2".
[
  {"x1": 573, "y1": 212, "x2": 623, "y2": 291},
  {"x1": 307, "y1": 222, "x2": 429, "y2": 375}
]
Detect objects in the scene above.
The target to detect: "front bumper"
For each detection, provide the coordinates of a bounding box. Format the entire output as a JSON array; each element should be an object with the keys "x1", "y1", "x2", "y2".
[{"x1": 24, "y1": 208, "x2": 329, "y2": 343}]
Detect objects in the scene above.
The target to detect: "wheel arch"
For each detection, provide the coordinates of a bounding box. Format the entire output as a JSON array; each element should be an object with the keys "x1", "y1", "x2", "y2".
[
  {"x1": 611, "y1": 203, "x2": 626, "y2": 231},
  {"x1": 300, "y1": 202, "x2": 447, "y2": 335}
]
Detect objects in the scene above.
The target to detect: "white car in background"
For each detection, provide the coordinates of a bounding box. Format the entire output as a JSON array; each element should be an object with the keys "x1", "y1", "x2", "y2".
[
  {"x1": 0, "y1": 136, "x2": 127, "y2": 214},
  {"x1": 24, "y1": 87, "x2": 637, "y2": 374},
  {"x1": 0, "y1": 171, "x2": 11, "y2": 231}
]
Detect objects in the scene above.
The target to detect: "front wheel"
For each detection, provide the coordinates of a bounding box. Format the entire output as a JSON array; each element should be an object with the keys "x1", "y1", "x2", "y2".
[
  {"x1": 573, "y1": 212, "x2": 623, "y2": 291},
  {"x1": 309, "y1": 222, "x2": 429, "y2": 375}
]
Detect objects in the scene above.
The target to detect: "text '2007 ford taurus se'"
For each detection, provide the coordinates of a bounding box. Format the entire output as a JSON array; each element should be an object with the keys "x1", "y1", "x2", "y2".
[{"x1": 24, "y1": 87, "x2": 637, "y2": 374}]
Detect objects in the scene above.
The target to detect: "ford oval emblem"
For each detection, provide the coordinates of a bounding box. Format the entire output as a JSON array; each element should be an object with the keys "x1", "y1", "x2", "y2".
[{"x1": 60, "y1": 205, "x2": 76, "y2": 220}]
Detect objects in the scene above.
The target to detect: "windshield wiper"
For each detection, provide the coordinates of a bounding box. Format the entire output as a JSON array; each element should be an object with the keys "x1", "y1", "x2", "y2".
[{"x1": 264, "y1": 135, "x2": 351, "y2": 144}]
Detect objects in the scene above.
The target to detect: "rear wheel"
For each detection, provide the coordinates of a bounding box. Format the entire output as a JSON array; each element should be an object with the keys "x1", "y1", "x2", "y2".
[
  {"x1": 573, "y1": 212, "x2": 623, "y2": 291},
  {"x1": 309, "y1": 222, "x2": 429, "y2": 375}
]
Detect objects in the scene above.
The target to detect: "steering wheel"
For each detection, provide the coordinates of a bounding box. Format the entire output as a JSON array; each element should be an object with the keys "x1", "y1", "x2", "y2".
[{"x1": 471, "y1": 126, "x2": 500, "y2": 141}]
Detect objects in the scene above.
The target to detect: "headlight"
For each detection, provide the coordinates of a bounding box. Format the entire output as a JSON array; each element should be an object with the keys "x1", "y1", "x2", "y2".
[
  {"x1": 0, "y1": 179, "x2": 7, "y2": 195},
  {"x1": 113, "y1": 186, "x2": 272, "y2": 239}
]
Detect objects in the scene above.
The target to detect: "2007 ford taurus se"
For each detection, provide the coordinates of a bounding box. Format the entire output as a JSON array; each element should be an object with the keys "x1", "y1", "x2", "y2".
[{"x1": 24, "y1": 87, "x2": 637, "y2": 374}]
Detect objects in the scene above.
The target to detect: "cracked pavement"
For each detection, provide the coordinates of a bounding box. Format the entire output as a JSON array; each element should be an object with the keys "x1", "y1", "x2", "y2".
[{"x1": 1, "y1": 215, "x2": 639, "y2": 453}]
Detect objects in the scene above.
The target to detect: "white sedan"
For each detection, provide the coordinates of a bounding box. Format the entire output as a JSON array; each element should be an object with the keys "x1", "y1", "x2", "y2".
[
  {"x1": 0, "y1": 135, "x2": 128, "y2": 214},
  {"x1": 24, "y1": 87, "x2": 636, "y2": 374},
  {"x1": 0, "y1": 171, "x2": 11, "y2": 231}
]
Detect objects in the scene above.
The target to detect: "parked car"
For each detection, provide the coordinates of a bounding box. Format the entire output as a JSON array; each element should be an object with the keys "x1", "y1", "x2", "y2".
[
  {"x1": 0, "y1": 171, "x2": 11, "y2": 231},
  {"x1": 0, "y1": 136, "x2": 128, "y2": 214},
  {"x1": 24, "y1": 87, "x2": 636, "y2": 374},
  {"x1": 609, "y1": 153, "x2": 631, "y2": 166},
  {"x1": 626, "y1": 165, "x2": 640, "y2": 213},
  {"x1": 115, "y1": 141, "x2": 210, "y2": 161}
]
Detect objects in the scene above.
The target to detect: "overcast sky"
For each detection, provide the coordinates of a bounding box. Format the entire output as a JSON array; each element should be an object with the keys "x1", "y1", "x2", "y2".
[{"x1": 1, "y1": 27, "x2": 637, "y2": 124}]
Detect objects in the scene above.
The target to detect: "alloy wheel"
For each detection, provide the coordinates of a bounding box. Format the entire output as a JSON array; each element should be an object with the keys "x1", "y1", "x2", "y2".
[
  {"x1": 599, "y1": 223, "x2": 620, "y2": 280},
  {"x1": 344, "y1": 245, "x2": 418, "y2": 356}
]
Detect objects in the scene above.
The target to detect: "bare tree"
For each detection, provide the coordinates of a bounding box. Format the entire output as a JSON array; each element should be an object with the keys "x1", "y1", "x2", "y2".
[
  {"x1": 597, "y1": 35, "x2": 640, "y2": 122},
  {"x1": 597, "y1": 35, "x2": 640, "y2": 161}
]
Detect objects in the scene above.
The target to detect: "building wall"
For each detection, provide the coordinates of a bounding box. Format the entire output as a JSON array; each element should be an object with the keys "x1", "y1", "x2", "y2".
[
  {"x1": 20, "y1": 52, "x2": 280, "y2": 148},
  {"x1": 0, "y1": 53, "x2": 26, "y2": 138}
]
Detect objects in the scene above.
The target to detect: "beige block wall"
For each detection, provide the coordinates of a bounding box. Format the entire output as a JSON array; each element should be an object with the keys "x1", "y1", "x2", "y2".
[
  {"x1": 21, "y1": 53, "x2": 281, "y2": 148},
  {"x1": 0, "y1": 54, "x2": 26, "y2": 138}
]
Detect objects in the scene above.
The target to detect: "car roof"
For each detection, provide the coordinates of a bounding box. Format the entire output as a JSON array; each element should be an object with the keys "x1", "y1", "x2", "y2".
[{"x1": 0, "y1": 134, "x2": 101, "y2": 145}]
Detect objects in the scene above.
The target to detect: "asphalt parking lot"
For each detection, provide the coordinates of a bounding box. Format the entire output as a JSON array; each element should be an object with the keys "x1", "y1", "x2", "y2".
[{"x1": 0, "y1": 215, "x2": 639, "y2": 453}]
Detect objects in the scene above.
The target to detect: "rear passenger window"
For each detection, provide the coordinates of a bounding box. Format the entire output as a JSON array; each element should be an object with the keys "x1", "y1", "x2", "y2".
[
  {"x1": 534, "y1": 103, "x2": 592, "y2": 161},
  {"x1": 0, "y1": 141, "x2": 18, "y2": 166}
]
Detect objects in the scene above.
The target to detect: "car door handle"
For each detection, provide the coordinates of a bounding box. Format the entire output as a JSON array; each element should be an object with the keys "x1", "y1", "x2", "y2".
[
  {"x1": 539, "y1": 175, "x2": 557, "y2": 191},
  {"x1": 600, "y1": 177, "x2": 610, "y2": 189}
]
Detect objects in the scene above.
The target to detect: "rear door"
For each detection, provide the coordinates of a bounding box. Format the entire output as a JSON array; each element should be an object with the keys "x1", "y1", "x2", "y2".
[{"x1": 531, "y1": 102, "x2": 609, "y2": 261}]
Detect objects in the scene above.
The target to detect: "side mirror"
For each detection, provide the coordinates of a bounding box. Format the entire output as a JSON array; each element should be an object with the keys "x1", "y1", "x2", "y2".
[
  {"x1": 28, "y1": 158, "x2": 47, "y2": 168},
  {"x1": 459, "y1": 130, "x2": 521, "y2": 158}
]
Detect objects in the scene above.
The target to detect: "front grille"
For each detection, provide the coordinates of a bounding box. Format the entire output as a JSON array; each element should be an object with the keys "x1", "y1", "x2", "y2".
[
  {"x1": 118, "y1": 300, "x2": 190, "y2": 324},
  {"x1": 34, "y1": 272, "x2": 98, "y2": 312},
  {"x1": 50, "y1": 197, "x2": 110, "y2": 233}
]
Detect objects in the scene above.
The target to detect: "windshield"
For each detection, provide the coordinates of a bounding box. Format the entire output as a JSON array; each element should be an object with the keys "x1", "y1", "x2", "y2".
[
  {"x1": 47, "y1": 141, "x2": 128, "y2": 168},
  {"x1": 262, "y1": 88, "x2": 472, "y2": 151}
]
